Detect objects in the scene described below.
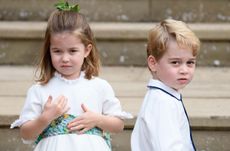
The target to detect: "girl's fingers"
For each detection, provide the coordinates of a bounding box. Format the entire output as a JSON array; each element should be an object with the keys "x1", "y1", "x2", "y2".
[
  {"x1": 70, "y1": 116, "x2": 84, "y2": 123},
  {"x1": 81, "y1": 104, "x2": 88, "y2": 112},
  {"x1": 45, "y1": 95, "x2": 52, "y2": 105},
  {"x1": 47, "y1": 95, "x2": 69, "y2": 116},
  {"x1": 48, "y1": 95, "x2": 52, "y2": 102},
  {"x1": 56, "y1": 96, "x2": 68, "y2": 110},
  {"x1": 69, "y1": 124, "x2": 85, "y2": 132},
  {"x1": 61, "y1": 97, "x2": 69, "y2": 110},
  {"x1": 78, "y1": 128, "x2": 89, "y2": 134},
  {"x1": 63, "y1": 105, "x2": 70, "y2": 114},
  {"x1": 57, "y1": 95, "x2": 65, "y2": 105},
  {"x1": 68, "y1": 118, "x2": 83, "y2": 127}
]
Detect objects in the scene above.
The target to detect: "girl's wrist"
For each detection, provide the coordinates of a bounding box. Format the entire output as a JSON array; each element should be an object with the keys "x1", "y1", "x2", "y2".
[
  {"x1": 39, "y1": 112, "x2": 53, "y2": 125},
  {"x1": 95, "y1": 113, "x2": 104, "y2": 128}
]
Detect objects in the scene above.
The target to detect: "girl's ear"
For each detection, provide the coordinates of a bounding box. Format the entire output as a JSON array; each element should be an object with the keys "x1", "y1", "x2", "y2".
[
  {"x1": 147, "y1": 55, "x2": 157, "y2": 72},
  {"x1": 84, "y1": 44, "x2": 92, "y2": 58}
]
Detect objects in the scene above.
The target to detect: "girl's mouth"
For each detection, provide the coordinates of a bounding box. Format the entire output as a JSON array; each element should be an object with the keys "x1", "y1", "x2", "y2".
[{"x1": 61, "y1": 65, "x2": 71, "y2": 68}]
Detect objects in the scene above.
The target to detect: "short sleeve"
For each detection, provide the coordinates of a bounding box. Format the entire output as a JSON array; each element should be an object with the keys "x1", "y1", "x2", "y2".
[
  {"x1": 11, "y1": 85, "x2": 43, "y2": 128},
  {"x1": 101, "y1": 80, "x2": 133, "y2": 119}
]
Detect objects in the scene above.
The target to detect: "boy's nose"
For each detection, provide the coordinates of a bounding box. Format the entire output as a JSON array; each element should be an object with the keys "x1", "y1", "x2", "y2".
[{"x1": 179, "y1": 65, "x2": 188, "y2": 74}]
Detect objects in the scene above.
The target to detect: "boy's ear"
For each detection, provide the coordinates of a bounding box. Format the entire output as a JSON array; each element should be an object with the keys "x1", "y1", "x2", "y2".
[
  {"x1": 147, "y1": 55, "x2": 157, "y2": 72},
  {"x1": 84, "y1": 44, "x2": 92, "y2": 58}
]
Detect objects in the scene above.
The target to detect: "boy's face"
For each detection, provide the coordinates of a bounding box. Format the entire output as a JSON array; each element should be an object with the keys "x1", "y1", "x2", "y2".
[{"x1": 149, "y1": 40, "x2": 196, "y2": 91}]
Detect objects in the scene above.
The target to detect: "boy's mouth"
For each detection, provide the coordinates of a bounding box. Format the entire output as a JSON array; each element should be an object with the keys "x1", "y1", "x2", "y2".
[{"x1": 178, "y1": 78, "x2": 189, "y2": 84}]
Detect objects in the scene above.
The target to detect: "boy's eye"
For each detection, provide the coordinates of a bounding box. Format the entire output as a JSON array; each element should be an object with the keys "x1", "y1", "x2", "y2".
[
  {"x1": 171, "y1": 61, "x2": 180, "y2": 65},
  {"x1": 187, "y1": 60, "x2": 195, "y2": 65}
]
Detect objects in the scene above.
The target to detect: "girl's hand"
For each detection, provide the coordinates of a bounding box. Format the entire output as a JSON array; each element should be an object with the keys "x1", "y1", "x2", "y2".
[
  {"x1": 41, "y1": 95, "x2": 70, "y2": 123},
  {"x1": 67, "y1": 104, "x2": 101, "y2": 134}
]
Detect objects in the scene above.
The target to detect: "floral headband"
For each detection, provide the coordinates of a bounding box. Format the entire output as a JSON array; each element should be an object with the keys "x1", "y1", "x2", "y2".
[{"x1": 55, "y1": 1, "x2": 80, "y2": 12}]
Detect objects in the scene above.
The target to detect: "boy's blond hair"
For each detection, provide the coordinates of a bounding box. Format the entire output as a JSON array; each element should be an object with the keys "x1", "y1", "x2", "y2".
[{"x1": 147, "y1": 19, "x2": 200, "y2": 61}]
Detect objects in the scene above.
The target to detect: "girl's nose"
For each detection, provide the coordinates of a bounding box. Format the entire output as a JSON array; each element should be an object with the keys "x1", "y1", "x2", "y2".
[{"x1": 62, "y1": 53, "x2": 70, "y2": 62}]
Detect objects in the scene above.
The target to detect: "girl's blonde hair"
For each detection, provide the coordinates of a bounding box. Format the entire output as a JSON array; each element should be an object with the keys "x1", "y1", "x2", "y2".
[
  {"x1": 147, "y1": 19, "x2": 200, "y2": 61},
  {"x1": 36, "y1": 10, "x2": 100, "y2": 84}
]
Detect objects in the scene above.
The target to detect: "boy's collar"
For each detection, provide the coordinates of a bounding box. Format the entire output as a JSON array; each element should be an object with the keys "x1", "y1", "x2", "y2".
[{"x1": 147, "y1": 79, "x2": 181, "y2": 101}]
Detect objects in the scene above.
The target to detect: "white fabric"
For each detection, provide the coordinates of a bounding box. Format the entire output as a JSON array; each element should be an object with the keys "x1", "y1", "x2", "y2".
[
  {"x1": 11, "y1": 72, "x2": 132, "y2": 151},
  {"x1": 131, "y1": 79, "x2": 195, "y2": 151}
]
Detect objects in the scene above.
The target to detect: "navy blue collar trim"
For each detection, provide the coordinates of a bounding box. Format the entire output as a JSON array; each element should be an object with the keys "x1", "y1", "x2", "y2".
[
  {"x1": 148, "y1": 85, "x2": 196, "y2": 150},
  {"x1": 147, "y1": 86, "x2": 182, "y2": 101}
]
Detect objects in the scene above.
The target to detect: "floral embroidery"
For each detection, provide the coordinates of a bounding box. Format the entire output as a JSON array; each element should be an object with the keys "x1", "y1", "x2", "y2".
[{"x1": 35, "y1": 114, "x2": 111, "y2": 148}]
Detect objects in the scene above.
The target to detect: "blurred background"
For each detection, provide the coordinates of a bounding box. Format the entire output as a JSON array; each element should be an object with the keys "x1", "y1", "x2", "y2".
[{"x1": 0, "y1": 0, "x2": 230, "y2": 151}]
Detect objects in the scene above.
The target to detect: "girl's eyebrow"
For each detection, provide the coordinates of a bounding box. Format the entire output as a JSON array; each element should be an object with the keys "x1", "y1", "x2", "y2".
[
  {"x1": 50, "y1": 46, "x2": 79, "y2": 50},
  {"x1": 50, "y1": 47, "x2": 59, "y2": 50},
  {"x1": 68, "y1": 47, "x2": 79, "y2": 49}
]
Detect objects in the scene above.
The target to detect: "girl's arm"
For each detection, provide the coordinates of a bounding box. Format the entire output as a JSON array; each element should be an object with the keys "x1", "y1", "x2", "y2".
[
  {"x1": 67, "y1": 104, "x2": 124, "y2": 134},
  {"x1": 20, "y1": 111, "x2": 52, "y2": 140},
  {"x1": 20, "y1": 96, "x2": 70, "y2": 140},
  {"x1": 94, "y1": 113, "x2": 124, "y2": 133}
]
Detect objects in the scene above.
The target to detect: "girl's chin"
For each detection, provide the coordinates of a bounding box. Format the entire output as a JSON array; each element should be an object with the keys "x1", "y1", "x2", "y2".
[{"x1": 59, "y1": 73, "x2": 80, "y2": 80}]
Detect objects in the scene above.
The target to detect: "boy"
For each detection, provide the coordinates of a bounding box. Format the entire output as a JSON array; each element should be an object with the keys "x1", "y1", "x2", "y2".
[{"x1": 131, "y1": 19, "x2": 200, "y2": 151}]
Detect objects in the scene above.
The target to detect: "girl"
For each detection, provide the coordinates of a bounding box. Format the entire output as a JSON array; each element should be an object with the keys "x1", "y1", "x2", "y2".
[{"x1": 11, "y1": 2, "x2": 132, "y2": 151}]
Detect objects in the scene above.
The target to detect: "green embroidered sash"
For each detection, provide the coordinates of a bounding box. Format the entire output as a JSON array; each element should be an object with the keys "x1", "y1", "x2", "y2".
[{"x1": 35, "y1": 114, "x2": 111, "y2": 148}]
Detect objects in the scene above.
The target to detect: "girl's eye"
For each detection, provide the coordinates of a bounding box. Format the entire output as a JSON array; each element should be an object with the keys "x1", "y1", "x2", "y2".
[
  {"x1": 70, "y1": 49, "x2": 78, "y2": 53},
  {"x1": 68, "y1": 49, "x2": 78, "y2": 54},
  {"x1": 53, "y1": 50, "x2": 61, "y2": 53}
]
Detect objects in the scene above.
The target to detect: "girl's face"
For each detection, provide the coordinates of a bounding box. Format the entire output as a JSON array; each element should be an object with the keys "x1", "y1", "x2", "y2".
[
  {"x1": 50, "y1": 32, "x2": 91, "y2": 80},
  {"x1": 148, "y1": 40, "x2": 196, "y2": 91}
]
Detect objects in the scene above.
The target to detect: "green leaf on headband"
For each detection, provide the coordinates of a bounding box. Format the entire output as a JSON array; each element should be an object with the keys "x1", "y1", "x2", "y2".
[{"x1": 54, "y1": 1, "x2": 80, "y2": 12}]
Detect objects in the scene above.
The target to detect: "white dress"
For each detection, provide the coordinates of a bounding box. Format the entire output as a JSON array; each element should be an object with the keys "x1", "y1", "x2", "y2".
[
  {"x1": 11, "y1": 72, "x2": 132, "y2": 151},
  {"x1": 131, "y1": 79, "x2": 196, "y2": 151}
]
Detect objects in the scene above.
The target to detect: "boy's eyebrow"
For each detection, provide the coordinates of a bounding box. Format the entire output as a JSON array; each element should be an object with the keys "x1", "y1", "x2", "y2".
[
  {"x1": 188, "y1": 57, "x2": 197, "y2": 60},
  {"x1": 168, "y1": 57, "x2": 196, "y2": 60},
  {"x1": 189, "y1": 58, "x2": 196, "y2": 60},
  {"x1": 168, "y1": 58, "x2": 182, "y2": 60}
]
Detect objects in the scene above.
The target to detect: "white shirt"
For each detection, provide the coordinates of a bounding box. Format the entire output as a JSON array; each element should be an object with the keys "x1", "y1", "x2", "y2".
[
  {"x1": 11, "y1": 72, "x2": 132, "y2": 151},
  {"x1": 131, "y1": 79, "x2": 196, "y2": 151}
]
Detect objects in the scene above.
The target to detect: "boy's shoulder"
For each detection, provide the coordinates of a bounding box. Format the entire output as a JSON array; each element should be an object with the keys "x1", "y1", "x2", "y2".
[
  {"x1": 150, "y1": 89, "x2": 178, "y2": 103},
  {"x1": 147, "y1": 79, "x2": 181, "y2": 101},
  {"x1": 144, "y1": 87, "x2": 181, "y2": 113}
]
